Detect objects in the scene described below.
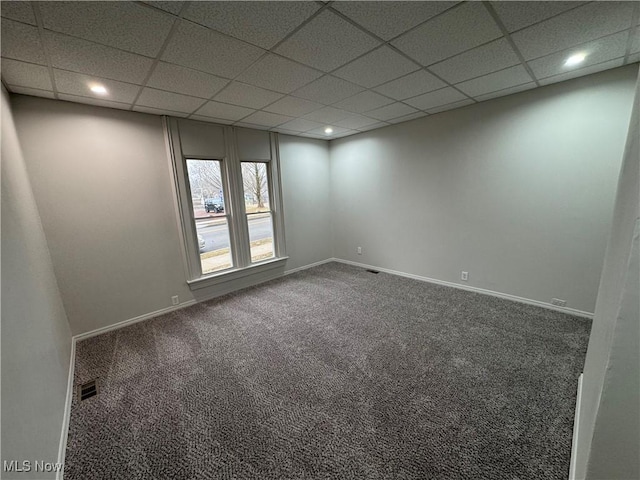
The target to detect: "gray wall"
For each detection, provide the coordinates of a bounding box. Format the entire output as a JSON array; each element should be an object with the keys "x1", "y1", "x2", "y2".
[
  {"x1": 11, "y1": 96, "x2": 193, "y2": 335},
  {"x1": 279, "y1": 135, "x2": 332, "y2": 272},
  {"x1": 577, "y1": 69, "x2": 639, "y2": 480},
  {"x1": 10, "y1": 96, "x2": 332, "y2": 335},
  {"x1": 1, "y1": 88, "x2": 72, "y2": 478},
  {"x1": 330, "y1": 65, "x2": 637, "y2": 314}
]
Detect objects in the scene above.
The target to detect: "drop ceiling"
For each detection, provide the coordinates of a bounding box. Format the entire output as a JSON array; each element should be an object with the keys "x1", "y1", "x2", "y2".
[{"x1": 1, "y1": 1, "x2": 638, "y2": 139}]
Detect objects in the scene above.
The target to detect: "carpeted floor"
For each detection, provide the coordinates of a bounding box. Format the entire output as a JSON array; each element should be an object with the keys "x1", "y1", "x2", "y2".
[{"x1": 65, "y1": 262, "x2": 591, "y2": 479}]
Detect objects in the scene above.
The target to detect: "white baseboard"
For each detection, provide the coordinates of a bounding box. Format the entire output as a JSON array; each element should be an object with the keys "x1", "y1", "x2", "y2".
[
  {"x1": 332, "y1": 258, "x2": 594, "y2": 319},
  {"x1": 72, "y1": 257, "x2": 337, "y2": 341},
  {"x1": 73, "y1": 300, "x2": 198, "y2": 342},
  {"x1": 284, "y1": 258, "x2": 334, "y2": 275},
  {"x1": 569, "y1": 373, "x2": 584, "y2": 480},
  {"x1": 57, "y1": 337, "x2": 76, "y2": 480}
]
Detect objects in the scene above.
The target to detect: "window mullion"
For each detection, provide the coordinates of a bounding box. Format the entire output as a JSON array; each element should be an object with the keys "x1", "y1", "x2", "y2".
[{"x1": 224, "y1": 126, "x2": 251, "y2": 268}]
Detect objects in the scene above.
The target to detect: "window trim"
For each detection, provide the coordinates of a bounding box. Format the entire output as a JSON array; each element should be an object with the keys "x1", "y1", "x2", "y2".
[{"x1": 165, "y1": 118, "x2": 287, "y2": 289}]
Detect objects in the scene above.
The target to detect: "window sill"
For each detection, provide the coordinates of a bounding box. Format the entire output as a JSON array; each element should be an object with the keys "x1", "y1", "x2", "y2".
[{"x1": 187, "y1": 256, "x2": 288, "y2": 291}]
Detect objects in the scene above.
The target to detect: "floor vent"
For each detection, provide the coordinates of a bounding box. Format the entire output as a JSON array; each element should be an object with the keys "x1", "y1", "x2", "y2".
[
  {"x1": 366, "y1": 269, "x2": 380, "y2": 274},
  {"x1": 78, "y1": 380, "x2": 98, "y2": 401}
]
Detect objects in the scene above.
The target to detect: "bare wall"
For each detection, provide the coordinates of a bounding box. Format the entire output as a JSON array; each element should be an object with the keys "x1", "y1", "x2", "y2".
[
  {"x1": 279, "y1": 135, "x2": 332, "y2": 272},
  {"x1": 329, "y1": 65, "x2": 637, "y2": 314},
  {"x1": 1, "y1": 87, "x2": 72, "y2": 478},
  {"x1": 11, "y1": 96, "x2": 193, "y2": 335},
  {"x1": 10, "y1": 97, "x2": 333, "y2": 335}
]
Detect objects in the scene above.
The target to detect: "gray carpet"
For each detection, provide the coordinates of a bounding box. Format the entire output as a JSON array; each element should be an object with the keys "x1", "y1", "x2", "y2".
[{"x1": 65, "y1": 263, "x2": 590, "y2": 479}]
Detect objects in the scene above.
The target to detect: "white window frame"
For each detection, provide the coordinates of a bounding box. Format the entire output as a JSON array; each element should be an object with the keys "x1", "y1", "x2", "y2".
[{"x1": 165, "y1": 118, "x2": 287, "y2": 291}]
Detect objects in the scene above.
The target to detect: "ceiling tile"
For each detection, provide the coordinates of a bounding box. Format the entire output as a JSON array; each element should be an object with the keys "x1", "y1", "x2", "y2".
[
  {"x1": 189, "y1": 114, "x2": 234, "y2": 125},
  {"x1": 57, "y1": 93, "x2": 131, "y2": 110},
  {"x1": 303, "y1": 106, "x2": 351, "y2": 124},
  {"x1": 133, "y1": 105, "x2": 189, "y2": 117},
  {"x1": 404, "y1": 87, "x2": 468, "y2": 110},
  {"x1": 1, "y1": 18, "x2": 46, "y2": 64},
  {"x1": 213, "y1": 82, "x2": 283, "y2": 109},
  {"x1": 8, "y1": 86, "x2": 55, "y2": 98},
  {"x1": 274, "y1": 10, "x2": 380, "y2": 72},
  {"x1": 136, "y1": 88, "x2": 204, "y2": 114},
  {"x1": 306, "y1": 125, "x2": 354, "y2": 137},
  {"x1": 183, "y1": 1, "x2": 319, "y2": 49},
  {"x1": 1, "y1": 1, "x2": 36, "y2": 25},
  {"x1": 263, "y1": 96, "x2": 323, "y2": 116},
  {"x1": 627, "y1": 53, "x2": 640, "y2": 64},
  {"x1": 162, "y1": 20, "x2": 265, "y2": 78},
  {"x1": 291, "y1": 75, "x2": 364, "y2": 104},
  {"x1": 455, "y1": 65, "x2": 532, "y2": 97},
  {"x1": 147, "y1": 62, "x2": 229, "y2": 99},
  {"x1": 630, "y1": 26, "x2": 640, "y2": 54},
  {"x1": 538, "y1": 58, "x2": 626, "y2": 86},
  {"x1": 1, "y1": 59, "x2": 52, "y2": 90},
  {"x1": 474, "y1": 82, "x2": 536, "y2": 102},
  {"x1": 356, "y1": 121, "x2": 390, "y2": 132},
  {"x1": 141, "y1": 2, "x2": 185, "y2": 15},
  {"x1": 233, "y1": 122, "x2": 271, "y2": 131},
  {"x1": 298, "y1": 132, "x2": 326, "y2": 139},
  {"x1": 277, "y1": 117, "x2": 325, "y2": 132},
  {"x1": 53, "y1": 69, "x2": 140, "y2": 103},
  {"x1": 426, "y1": 99, "x2": 475, "y2": 114},
  {"x1": 365, "y1": 102, "x2": 418, "y2": 121},
  {"x1": 331, "y1": 1, "x2": 458, "y2": 40},
  {"x1": 40, "y1": 2, "x2": 174, "y2": 57},
  {"x1": 373, "y1": 70, "x2": 446, "y2": 100},
  {"x1": 332, "y1": 46, "x2": 420, "y2": 88},
  {"x1": 387, "y1": 112, "x2": 429, "y2": 124},
  {"x1": 333, "y1": 90, "x2": 394, "y2": 113},
  {"x1": 529, "y1": 31, "x2": 628, "y2": 80},
  {"x1": 44, "y1": 31, "x2": 154, "y2": 84},
  {"x1": 429, "y1": 38, "x2": 521, "y2": 84},
  {"x1": 512, "y1": 2, "x2": 635, "y2": 60},
  {"x1": 491, "y1": 1, "x2": 585, "y2": 33},
  {"x1": 334, "y1": 114, "x2": 379, "y2": 129},
  {"x1": 272, "y1": 127, "x2": 301, "y2": 136},
  {"x1": 240, "y1": 111, "x2": 293, "y2": 127},
  {"x1": 391, "y1": 2, "x2": 502, "y2": 66},
  {"x1": 236, "y1": 54, "x2": 322, "y2": 94},
  {"x1": 193, "y1": 101, "x2": 255, "y2": 121},
  {"x1": 332, "y1": 129, "x2": 359, "y2": 139}
]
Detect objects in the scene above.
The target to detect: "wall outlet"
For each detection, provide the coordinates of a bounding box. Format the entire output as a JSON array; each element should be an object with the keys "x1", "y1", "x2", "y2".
[
  {"x1": 461, "y1": 271, "x2": 468, "y2": 281},
  {"x1": 357, "y1": 246, "x2": 362, "y2": 255},
  {"x1": 551, "y1": 298, "x2": 566, "y2": 307},
  {"x1": 171, "y1": 295, "x2": 179, "y2": 306}
]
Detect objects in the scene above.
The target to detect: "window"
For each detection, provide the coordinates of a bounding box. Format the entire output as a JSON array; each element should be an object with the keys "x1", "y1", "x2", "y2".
[
  {"x1": 241, "y1": 162, "x2": 275, "y2": 263},
  {"x1": 185, "y1": 159, "x2": 232, "y2": 274},
  {"x1": 166, "y1": 119, "x2": 286, "y2": 288}
]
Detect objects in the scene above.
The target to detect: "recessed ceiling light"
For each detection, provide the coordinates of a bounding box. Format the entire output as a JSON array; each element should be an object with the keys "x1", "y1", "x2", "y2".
[
  {"x1": 564, "y1": 53, "x2": 587, "y2": 67},
  {"x1": 324, "y1": 127, "x2": 333, "y2": 134},
  {"x1": 90, "y1": 84, "x2": 108, "y2": 95}
]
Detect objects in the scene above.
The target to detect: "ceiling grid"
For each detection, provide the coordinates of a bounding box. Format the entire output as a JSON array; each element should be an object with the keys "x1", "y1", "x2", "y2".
[{"x1": 1, "y1": 0, "x2": 637, "y2": 139}]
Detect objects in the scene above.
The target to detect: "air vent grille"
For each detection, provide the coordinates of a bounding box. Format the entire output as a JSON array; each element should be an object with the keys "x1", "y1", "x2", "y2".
[{"x1": 78, "y1": 380, "x2": 98, "y2": 401}]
